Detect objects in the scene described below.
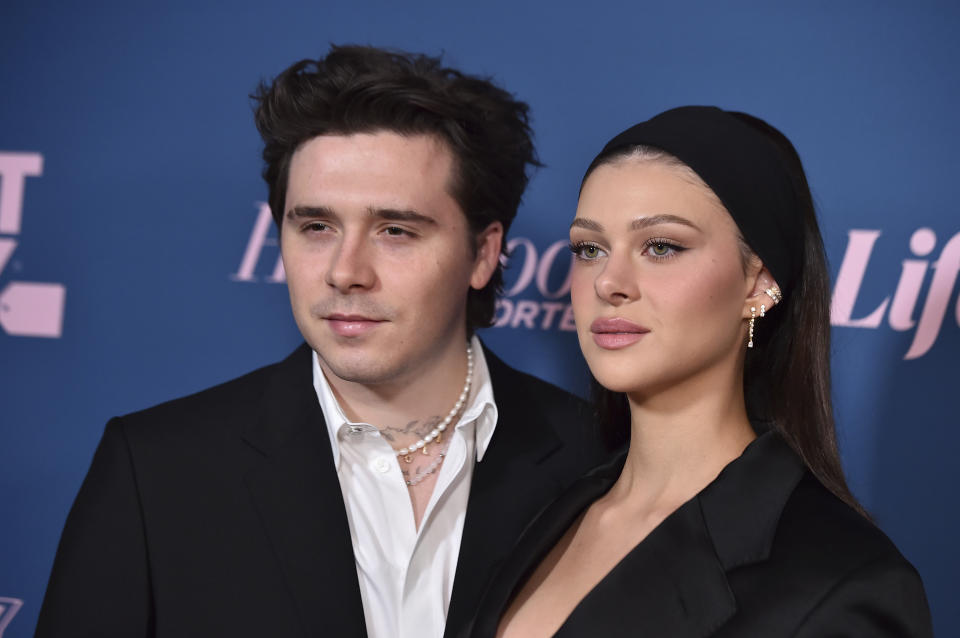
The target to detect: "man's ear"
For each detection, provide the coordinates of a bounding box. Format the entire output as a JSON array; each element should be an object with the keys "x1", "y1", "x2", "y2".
[
  {"x1": 470, "y1": 221, "x2": 504, "y2": 290},
  {"x1": 743, "y1": 263, "x2": 780, "y2": 318}
]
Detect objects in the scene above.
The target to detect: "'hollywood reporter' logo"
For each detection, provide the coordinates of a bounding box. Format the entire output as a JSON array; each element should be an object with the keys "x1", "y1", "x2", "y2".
[
  {"x1": 0, "y1": 152, "x2": 66, "y2": 338},
  {"x1": 233, "y1": 205, "x2": 958, "y2": 359}
]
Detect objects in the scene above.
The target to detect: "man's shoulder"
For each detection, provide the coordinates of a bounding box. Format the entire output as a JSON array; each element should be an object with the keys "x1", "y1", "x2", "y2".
[
  {"x1": 482, "y1": 344, "x2": 590, "y2": 409},
  {"x1": 119, "y1": 344, "x2": 311, "y2": 434},
  {"x1": 481, "y1": 344, "x2": 599, "y2": 451}
]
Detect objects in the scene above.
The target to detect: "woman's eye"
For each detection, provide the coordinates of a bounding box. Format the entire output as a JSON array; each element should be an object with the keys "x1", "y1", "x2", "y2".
[
  {"x1": 569, "y1": 241, "x2": 604, "y2": 260},
  {"x1": 644, "y1": 239, "x2": 685, "y2": 259}
]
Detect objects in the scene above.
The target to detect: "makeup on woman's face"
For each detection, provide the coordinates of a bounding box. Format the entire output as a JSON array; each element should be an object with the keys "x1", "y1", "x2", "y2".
[{"x1": 569, "y1": 159, "x2": 755, "y2": 395}]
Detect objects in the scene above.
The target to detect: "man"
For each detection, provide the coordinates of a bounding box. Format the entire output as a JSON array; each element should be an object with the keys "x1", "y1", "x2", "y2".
[{"x1": 36, "y1": 46, "x2": 609, "y2": 638}]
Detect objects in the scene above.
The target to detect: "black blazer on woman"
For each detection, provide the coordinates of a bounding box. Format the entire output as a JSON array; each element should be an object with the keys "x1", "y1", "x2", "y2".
[{"x1": 466, "y1": 430, "x2": 933, "y2": 637}]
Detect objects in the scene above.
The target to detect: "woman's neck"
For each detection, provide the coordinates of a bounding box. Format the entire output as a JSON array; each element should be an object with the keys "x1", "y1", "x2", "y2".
[{"x1": 609, "y1": 369, "x2": 756, "y2": 514}]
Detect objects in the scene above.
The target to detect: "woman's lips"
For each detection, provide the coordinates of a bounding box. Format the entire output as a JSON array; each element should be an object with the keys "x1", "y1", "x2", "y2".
[
  {"x1": 590, "y1": 317, "x2": 649, "y2": 349},
  {"x1": 325, "y1": 314, "x2": 385, "y2": 337}
]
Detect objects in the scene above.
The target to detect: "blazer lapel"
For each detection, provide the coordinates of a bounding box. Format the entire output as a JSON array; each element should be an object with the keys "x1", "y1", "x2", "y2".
[
  {"x1": 560, "y1": 431, "x2": 805, "y2": 637},
  {"x1": 467, "y1": 430, "x2": 806, "y2": 638},
  {"x1": 464, "y1": 467, "x2": 619, "y2": 638},
  {"x1": 558, "y1": 496, "x2": 736, "y2": 638},
  {"x1": 698, "y1": 430, "x2": 807, "y2": 571},
  {"x1": 444, "y1": 348, "x2": 569, "y2": 638},
  {"x1": 242, "y1": 344, "x2": 367, "y2": 638}
]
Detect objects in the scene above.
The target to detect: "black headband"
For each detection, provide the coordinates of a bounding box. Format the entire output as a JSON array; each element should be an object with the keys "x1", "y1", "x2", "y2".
[{"x1": 589, "y1": 106, "x2": 802, "y2": 293}]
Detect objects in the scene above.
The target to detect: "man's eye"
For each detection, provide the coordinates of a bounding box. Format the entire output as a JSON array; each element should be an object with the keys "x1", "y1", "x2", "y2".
[
  {"x1": 304, "y1": 222, "x2": 329, "y2": 232},
  {"x1": 384, "y1": 226, "x2": 411, "y2": 237}
]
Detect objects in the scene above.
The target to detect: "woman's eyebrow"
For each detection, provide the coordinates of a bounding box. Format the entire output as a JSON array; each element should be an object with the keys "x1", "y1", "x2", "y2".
[
  {"x1": 630, "y1": 214, "x2": 700, "y2": 231},
  {"x1": 570, "y1": 217, "x2": 603, "y2": 232},
  {"x1": 570, "y1": 214, "x2": 701, "y2": 233}
]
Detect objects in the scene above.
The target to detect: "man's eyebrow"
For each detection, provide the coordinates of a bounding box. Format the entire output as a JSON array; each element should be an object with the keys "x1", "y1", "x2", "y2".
[
  {"x1": 368, "y1": 207, "x2": 437, "y2": 225},
  {"x1": 286, "y1": 205, "x2": 337, "y2": 220},
  {"x1": 630, "y1": 214, "x2": 700, "y2": 232},
  {"x1": 284, "y1": 206, "x2": 438, "y2": 226}
]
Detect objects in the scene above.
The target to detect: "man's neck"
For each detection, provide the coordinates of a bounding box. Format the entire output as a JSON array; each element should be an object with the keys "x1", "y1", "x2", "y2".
[{"x1": 321, "y1": 337, "x2": 473, "y2": 430}]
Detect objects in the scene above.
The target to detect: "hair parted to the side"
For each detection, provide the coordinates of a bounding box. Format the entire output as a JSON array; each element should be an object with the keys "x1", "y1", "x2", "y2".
[
  {"x1": 251, "y1": 45, "x2": 540, "y2": 333},
  {"x1": 585, "y1": 126, "x2": 866, "y2": 518}
]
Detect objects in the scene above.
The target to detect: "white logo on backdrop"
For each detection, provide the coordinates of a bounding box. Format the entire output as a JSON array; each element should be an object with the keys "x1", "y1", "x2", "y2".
[
  {"x1": 0, "y1": 598, "x2": 23, "y2": 638},
  {"x1": 233, "y1": 205, "x2": 958, "y2": 359},
  {"x1": 0, "y1": 152, "x2": 66, "y2": 338}
]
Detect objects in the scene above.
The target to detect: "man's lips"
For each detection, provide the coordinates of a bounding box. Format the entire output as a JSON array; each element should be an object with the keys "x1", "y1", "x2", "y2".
[
  {"x1": 590, "y1": 317, "x2": 649, "y2": 349},
  {"x1": 324, "y1": 314, "x2": 386, "y2": 337}
]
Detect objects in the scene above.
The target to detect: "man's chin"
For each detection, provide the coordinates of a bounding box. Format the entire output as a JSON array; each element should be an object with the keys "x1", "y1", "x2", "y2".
[{"x1": 314, "y1": 350, "x2": 397, "y2": 386}]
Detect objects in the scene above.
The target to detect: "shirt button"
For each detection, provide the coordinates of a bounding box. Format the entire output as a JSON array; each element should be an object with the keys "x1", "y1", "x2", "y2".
[{"x1": 373, "y1": 457, "x2": 391, "y2": 473}]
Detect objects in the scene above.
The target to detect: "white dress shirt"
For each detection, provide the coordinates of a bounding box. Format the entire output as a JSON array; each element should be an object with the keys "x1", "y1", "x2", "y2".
[{"x1": 312, "y1": 336, "x2": 498, "y2": 638}]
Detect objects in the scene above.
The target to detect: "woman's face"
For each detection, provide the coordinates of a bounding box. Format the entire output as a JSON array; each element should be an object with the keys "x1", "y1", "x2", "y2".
[{"x1": 570, "y1": 159, "x2": 760, "y2": 397}]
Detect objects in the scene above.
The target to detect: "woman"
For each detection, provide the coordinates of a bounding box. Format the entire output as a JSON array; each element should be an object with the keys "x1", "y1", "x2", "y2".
[{"x1": 468, "y1": 107, "x2": 933, "y2": 637}]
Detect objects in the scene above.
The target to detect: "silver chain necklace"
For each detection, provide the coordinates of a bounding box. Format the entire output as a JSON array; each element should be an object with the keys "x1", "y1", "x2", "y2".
[{"x1": 401, "y1": 440, "x2": 452, "y2": 486}]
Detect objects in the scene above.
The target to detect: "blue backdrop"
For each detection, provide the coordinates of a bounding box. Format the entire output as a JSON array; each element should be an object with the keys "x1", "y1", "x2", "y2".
[{"x1": 2, "y1": 2, "x2": 958, "y2": 636}]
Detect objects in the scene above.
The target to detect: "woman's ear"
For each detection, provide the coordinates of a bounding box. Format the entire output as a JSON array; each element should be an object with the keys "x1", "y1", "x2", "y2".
[{"x1": 742, "y1": 264, "x2": 781, "y2": 319}]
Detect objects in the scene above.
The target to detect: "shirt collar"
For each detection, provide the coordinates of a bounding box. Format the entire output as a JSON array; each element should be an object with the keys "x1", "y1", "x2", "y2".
[{"x1": 312, "y1": 335, "x2": 498, "y2": 469}]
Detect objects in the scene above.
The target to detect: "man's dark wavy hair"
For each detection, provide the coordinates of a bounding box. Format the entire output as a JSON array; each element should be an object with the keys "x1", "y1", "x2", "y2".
[{"x1": 252, "y1": 45, "x2": 539, "y2": 332}]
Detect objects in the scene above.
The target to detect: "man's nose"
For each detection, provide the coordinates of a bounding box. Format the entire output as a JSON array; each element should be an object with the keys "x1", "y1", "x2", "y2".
[{"x1": 325, "y1": 235, "x2": 377, "y2": 292}]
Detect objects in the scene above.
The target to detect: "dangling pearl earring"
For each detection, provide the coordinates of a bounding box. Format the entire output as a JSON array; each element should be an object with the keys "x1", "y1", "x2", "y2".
[{"x1": 748, "y1": 307, "x2": 756, "y2": 348}]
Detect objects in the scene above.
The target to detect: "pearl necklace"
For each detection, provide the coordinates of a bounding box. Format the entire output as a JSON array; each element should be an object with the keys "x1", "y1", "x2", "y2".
[{"x1": 396, "y1": 345, "x2": 473, "y2": 464}]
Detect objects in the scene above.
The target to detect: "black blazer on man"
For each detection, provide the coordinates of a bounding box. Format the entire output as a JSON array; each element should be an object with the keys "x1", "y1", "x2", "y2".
[
  {"x1": 36, "y1": 343, "x2": 609, "y2": 638},
  {"x1": 466, "y1": 430, "x2": 933, "y2": 637}
]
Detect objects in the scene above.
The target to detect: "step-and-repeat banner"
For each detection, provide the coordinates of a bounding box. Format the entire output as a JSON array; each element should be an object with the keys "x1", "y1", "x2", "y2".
[{"x1": 2, "y1": 2, "x2": 957, "y2": 636}]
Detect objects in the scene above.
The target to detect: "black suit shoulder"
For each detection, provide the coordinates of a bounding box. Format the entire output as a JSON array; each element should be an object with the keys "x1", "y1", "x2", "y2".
[
  {"x1": 481, "y1": 346, "x2": 602, "y2": 454},
  {"x1": 720, "y1": 474, "x2": 933, "y2": 637},
  {"x1": 36, "y1": 344, "x2": 329, "y2": 638},
  {"x1": 119, "y1": 354, "x2": 287, "y2": 434},
  {"x1": 774, "y1": 474, "x2": 913, "y2": 579}
]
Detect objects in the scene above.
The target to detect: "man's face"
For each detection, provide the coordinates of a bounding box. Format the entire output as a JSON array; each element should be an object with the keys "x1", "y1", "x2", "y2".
[{"x1": 281, "y1": 131, "x2": 500, "y2": 387}]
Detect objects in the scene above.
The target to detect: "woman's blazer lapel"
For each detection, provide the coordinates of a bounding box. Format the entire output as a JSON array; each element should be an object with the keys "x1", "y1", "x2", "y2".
[{"x1": 468, "y1": 431, "x2": 807, "y2": 638}]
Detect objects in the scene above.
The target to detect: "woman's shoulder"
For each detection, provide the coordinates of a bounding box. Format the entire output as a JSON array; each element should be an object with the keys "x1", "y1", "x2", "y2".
[
  {"x1": 720, "y1": 472, "x2": 933, "y2": 637},
  {"x1": 777, "y1": 473, "x2": 904, "y2": 566},
  {"x1": 782, "y1": 472, "x2": 930, "y2": 593},
  {"x1": 698, "y1": 431, "x2": 933, "y2": 636}
]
